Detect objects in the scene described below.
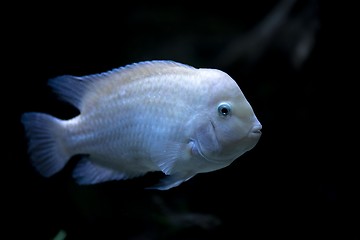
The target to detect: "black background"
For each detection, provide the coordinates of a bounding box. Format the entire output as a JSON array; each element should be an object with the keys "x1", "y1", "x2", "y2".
[{"x1": 5, "y1": 1, "x2": 358, "y2": 239}]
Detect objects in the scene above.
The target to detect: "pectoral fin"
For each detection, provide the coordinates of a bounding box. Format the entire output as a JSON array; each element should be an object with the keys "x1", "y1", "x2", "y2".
[
  {"x1": 150, "y1": 142, "x2": 188, "y2": 175},
  {"x1": 147, "y1": 173, "x2": 196, "y2": 190}
]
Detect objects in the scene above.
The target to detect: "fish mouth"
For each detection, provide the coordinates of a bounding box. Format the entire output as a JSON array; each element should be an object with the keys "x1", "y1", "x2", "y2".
[{"x1": 249, "y1": 124, "x2": 262, "y2": 137}]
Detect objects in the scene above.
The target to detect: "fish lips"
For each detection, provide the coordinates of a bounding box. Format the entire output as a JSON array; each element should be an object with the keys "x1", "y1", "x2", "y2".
[
  {"x1": 248, "y1": 124, "x2": 262, "y2": 139},
  {"x1": 242, "y1": 124, "x2": 262, "y2": 150}
]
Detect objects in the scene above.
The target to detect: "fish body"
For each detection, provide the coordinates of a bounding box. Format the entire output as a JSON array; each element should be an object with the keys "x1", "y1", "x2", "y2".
[{"x1": 21, "y1": 60, "x2": 262, "y2": 190}]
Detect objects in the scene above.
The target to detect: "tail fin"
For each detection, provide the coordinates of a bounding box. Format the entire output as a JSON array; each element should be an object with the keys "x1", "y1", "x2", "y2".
[{"x1": 21, "y1": 112, "x2": 71, "y2": 177}]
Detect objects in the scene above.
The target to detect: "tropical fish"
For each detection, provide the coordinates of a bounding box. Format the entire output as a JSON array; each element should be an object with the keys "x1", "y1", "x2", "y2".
[{"x1": 21, "y1": 60, "x2": 262, "y2": 190}]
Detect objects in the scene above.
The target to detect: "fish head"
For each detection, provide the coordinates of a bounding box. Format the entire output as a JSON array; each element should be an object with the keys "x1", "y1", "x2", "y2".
[{"x1": 192, "y1": 69, "x2": 262, "y2": 166}]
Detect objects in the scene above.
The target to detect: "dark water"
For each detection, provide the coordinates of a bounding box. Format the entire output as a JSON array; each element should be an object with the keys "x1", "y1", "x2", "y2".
[{"x1": 5, "y1": 1, "x2": 357, "y2": 239}]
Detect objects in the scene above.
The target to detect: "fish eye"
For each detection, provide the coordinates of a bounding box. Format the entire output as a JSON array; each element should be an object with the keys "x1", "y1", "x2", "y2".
[{"x1": 218, "y1": 103, "x2": 231, "y2": 117}]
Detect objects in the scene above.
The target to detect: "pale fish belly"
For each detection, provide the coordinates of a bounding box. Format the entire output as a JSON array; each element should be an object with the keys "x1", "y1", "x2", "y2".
[{"x1": 63, "y1": 74, "x2": 203, "y2": 174}]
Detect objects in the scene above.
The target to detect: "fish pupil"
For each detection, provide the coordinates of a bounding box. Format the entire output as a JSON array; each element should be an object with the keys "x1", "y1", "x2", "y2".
[
  {"x1": 221, "y1": 108, "x2": 228, "y2": 115},
  {"x1": 218, "y1": 103, "x2": 231, "y2": 116}
]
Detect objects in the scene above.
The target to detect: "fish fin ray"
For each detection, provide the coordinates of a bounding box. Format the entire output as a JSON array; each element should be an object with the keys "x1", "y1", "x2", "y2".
[
  {"x1": 48, "y1": 75, "x2": 89, "y2": 109},
  {"x1": 72, "y1": 158, "x2": 142, "y2": 185},
  {"x1": 151, "y1": 142, "x2": 186, "y2": 175},
  {"x1": 147, "y1": 173, "x2": 195, "y2": 190},
  {"x1": 21, "y1": 112, "x2": 70, "y2": 177}
]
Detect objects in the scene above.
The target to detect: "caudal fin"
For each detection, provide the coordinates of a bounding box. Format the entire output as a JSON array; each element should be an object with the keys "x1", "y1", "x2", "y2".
[{"x1": 21, "y1": 112, "x2": 71, "y2": 177}]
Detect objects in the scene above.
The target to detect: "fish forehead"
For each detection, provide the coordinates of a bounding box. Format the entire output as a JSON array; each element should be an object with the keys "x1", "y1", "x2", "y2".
[
  {"x1": 198, "y1": 69, "x2": 248, "y2": 113},
  {"x1": 199, "y1": 68, "x2": 242, "y2": 93}
]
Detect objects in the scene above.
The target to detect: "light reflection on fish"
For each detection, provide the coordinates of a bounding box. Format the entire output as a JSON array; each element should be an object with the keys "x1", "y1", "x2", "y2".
[{"x1": 21, "y1": 60, "x2": 262, "y2": 190}]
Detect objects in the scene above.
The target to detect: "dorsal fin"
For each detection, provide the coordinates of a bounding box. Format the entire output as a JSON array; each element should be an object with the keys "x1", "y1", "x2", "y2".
[{"x1": 48, "y1": 60, "x2": 195, "y2": 111}]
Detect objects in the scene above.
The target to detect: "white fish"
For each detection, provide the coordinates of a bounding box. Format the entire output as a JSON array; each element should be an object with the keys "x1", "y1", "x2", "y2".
[{"x1": 21, "y1": 60, "x2": 262, "y2": 190}]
